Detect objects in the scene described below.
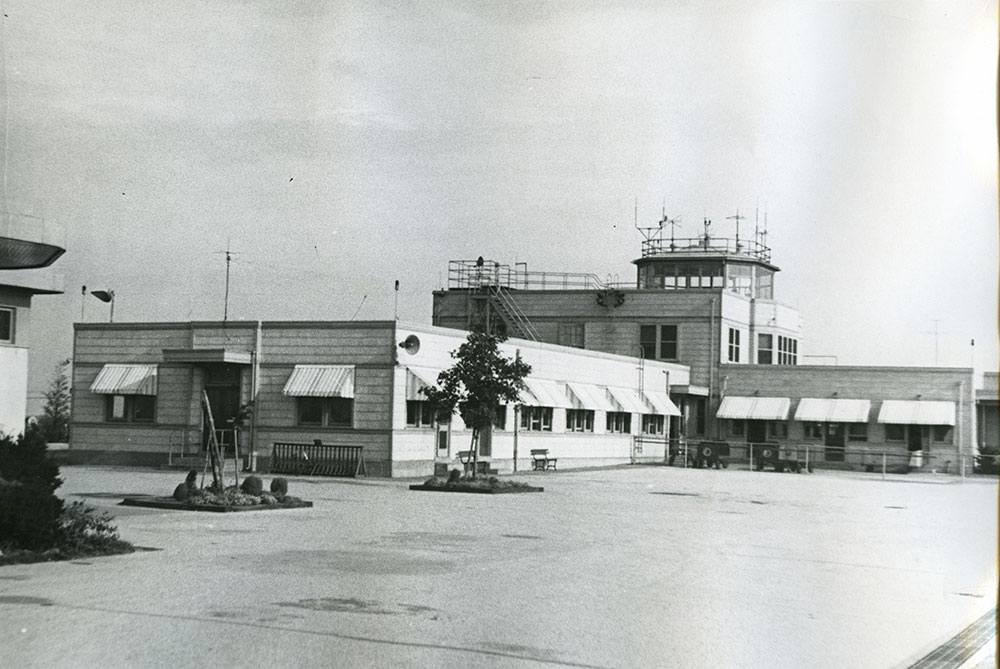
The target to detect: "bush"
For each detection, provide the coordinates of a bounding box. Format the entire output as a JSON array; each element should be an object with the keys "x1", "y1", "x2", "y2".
[
  {"x1": 0, "y1": 429, "x2": 62, "y2": 494},
  {"x1": 57, "y1": 502, "x2": 133, "y2": 556},
  {"x1": 270, "y1": 477, "x2": 288, "y2": 497},
  {"x1": 185, "y1": 470, "x2": 198, "y2": 491},
  {"x1": 172, "y1": 483, "x2": 190, "y2": 501},
  {"x1": 241, "y1": 475, "x2": 263, "y2": 496},
  {"x1": 447, "y1": 468, "x2": 462, "y2": 483},
  {"x1": 0, "y1": 478, "x2": 64, "y2": 550}
]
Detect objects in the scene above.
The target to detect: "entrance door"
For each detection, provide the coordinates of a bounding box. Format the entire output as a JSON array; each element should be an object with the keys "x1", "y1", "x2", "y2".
[
  {"x1": 746, "y1": 420, "x2": 767, "y2": 443},
  {"x1": 825, "y1": 423, "x2": 845, "y2": 461},
  {"x1": 907, "y1": 425, "x2": 924, "y2": 452},
  {"x1": 202, "y1": 364, "x2": 243, "y2": 454}
]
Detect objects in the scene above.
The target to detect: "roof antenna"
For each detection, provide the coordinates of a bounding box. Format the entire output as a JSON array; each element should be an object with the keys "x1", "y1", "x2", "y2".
[{"x1": 727, "y1": 209, "x2": 745, "y2": 252}]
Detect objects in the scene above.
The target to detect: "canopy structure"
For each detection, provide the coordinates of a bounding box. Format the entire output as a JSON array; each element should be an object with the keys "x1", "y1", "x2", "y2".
[
  {"x1": 404, "y1": 366, "x2": 441, "y2": 401},
  {"x1": 607, "y1": 386, "x2": 648, "y2": 414},
  {"x1": 90, "y1": 364, "x2": 158, "y2": 395},
  {"x1": 282, "y1": 365, "x2": 355, "y2": 397},
  {"x1": 717, "y1": 396, "x2": 790, "y2": 420},
  {"x1": 643, "y1": 389, "x2": 681, "y2": 416},
  {"x1": 878, "y1": 400, "x2": 955, "y2": 426},
  {"x1": 567, "y1": 382, "x2": 615, "y2": 412},
  {"x1": 794, "y1": 398, "x2": 871, "y2": 423},
  {"x1": 521, "y1": 378, "x2": 573, "y2": 408}
]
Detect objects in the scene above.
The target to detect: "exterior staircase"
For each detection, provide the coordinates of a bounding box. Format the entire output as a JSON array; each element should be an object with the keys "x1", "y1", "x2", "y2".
[{"x1": 487, "y1": 286, "x2": 540, "y2": 341}]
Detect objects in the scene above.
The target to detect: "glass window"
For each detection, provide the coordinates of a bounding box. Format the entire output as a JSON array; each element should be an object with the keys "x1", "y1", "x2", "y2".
[
  {"x1": 659, "y1": 325, "x2": 678, "y2": 360},
  {"x1": 727, "y1": 419, "x2": 745, "y2": 437},
  {"x1": 566, "y1": 409, "x2": 594, "y2": 433},
  {"x1": 606, "y1": 411, "x2": 632, "y2": 434},
  {"x1": 0, "y1": 308, "x2": 12, "y2": 343},
  {"x1": 728, "y1": 328, "x2": 741, "y2": 363},
  {"x1": 804, "y1": 422, "x2": 823, "y2": 439},
  {"x1": 520, "y1": 407, "x2": 553, "y2": 432},
  {"x1": 298, "y1": 397, "x2": 324, "y2": 425},
  {"x1": 777, "y1": 336, "x2": 798, "y2": 365},
  {"x1": 758, "y1": 334, "x2": 773, "y2": 364},
  {"x1": 755, "y1": 270, "x2": 774, "y2": 299},
  {"x1": 558, "y1": 323, "x2": 585, "y2": 349},
  {"x1": 493, "y1": 406, "x2": 507, "y2": 430},
  {"x1": 848, "y1": 423, "x2": 868, "y2": 442},
  {"x1": 933, "y1": 425, "x2": 953, "y2": 443},
  {"x1": 298, "y1": 398, "x2": 353, "y2": 427},
  {"x1": 642, "y1": 414, "x2": 664, "y2": 435},
  {"x1": 885, "y1": 424, "x2": 905, "y2": 441},
  {"x1": 105, "y1": 394, "x2": 155, "y2": 423},
  {"x1": 639, "y1": 325, "x2": 657, "y2": 360},
  {"x1": 769, "y1": 420, "x2": 788, "y2": 439},
  {"x1": 406, "y1": 400, "x2": 435, "y2": 427},
  {"x1": 694, "y1": 397, "x2": 706, "y2": 435}
]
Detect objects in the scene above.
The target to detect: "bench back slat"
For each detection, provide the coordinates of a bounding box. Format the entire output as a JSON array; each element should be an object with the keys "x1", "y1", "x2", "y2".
[{"x1": 271, "y1": 442, "x2": 364, "y2": 477}]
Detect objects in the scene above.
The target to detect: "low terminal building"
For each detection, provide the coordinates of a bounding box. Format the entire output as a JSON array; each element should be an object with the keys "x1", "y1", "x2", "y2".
[{"x1": 68, "y1": 320, "x2": 689, "y2": 477}]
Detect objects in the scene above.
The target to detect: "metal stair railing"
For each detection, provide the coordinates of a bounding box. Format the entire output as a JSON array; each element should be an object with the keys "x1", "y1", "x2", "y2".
[{"x1": 489, "y1": 285, "x2": 541, "y2": 341}]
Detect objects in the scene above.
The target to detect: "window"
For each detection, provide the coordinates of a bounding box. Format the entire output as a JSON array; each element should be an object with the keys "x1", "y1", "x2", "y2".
[
  {"x1": 694, "y1": 397, "x2": 706, "y2": 436},
  {"x1": 777, "y1": 336, "x2": 798, "y2": 365},
  {"x1": 105, "y1": 395, "x2": 155, "y2": 423},
  {"x1": 640, "y1": 324, "x2": 678, "y2": 361},
  {"x1": 755, "y1": 270, "x2": 774, "y2": 299},
  {"x1": 558, "y1": 323, "x2": 585, "y2": 349},
  {"x1": 566, "y1": 409, "x2": 594, "y2": 433},
  {"x1": 727, "y1": 264, "x2": 752, "y2": 296},
  {"x1": 606, "y1": 412, "x2": 632, "y2": 434},
  {"x1": 642, "y1": 414, "x2": 664, "y2": 435},
  {"x1": 493, "y1": 406, "x2": 507, "y2": 430},
  {"x1": 769, "y1": 420, "x2": 788, "y2": 439},
  {"x1": 406, "y1": 400, "x2": 435, "y2": 427},
  {"x1": 933, "y1": 425, "x2": 953, "y2": 443},
  {"x1": 884, "y1": 424, "x2": 905, "y2": 441},
  {"x1": 757, "y1": 334, "x2": 773, "y2": 364},
  {"x1": 848, "y1": 423, "x2": 868, "y2": 442},
  {"x1": 728, "y1": 328, "x2": 741, "y2": 362},
  {"x1": 520, "y1": 407, "x2": 553, "y2": 432},
  {"x1": 298, "y1": 397, "x2": 353, "y2": 427},
  {"x1": 804, "y1": 422, "x2": 823, "y2": 439},
  {"x1": 0, "y1": 307, "x2": 12, "y2": 343},
  {"x1": 727, "y1": 419, "x2": 745, "y2": 437}
]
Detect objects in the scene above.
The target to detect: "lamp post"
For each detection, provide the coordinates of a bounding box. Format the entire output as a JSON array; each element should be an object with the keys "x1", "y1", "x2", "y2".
[{"x1": 91, "y1": 290, "x2": 115, "y2": 322}]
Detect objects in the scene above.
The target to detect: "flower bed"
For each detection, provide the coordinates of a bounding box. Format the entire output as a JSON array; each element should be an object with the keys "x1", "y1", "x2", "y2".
[
  {"x1": 120, "y1": 473, "x2": 312, "y2": 512},
  {"x1": 409, "y1": 475, "x2": 543, "y2": 494}
]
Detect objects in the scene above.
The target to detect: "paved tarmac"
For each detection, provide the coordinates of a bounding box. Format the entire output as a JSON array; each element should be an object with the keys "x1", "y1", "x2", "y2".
[{"x1": 1, "y1": 465, "x2": 996, "y2": 668}]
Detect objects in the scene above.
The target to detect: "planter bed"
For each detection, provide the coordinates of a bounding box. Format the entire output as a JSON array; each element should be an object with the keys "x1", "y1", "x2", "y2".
[
  {"x1": 409, "y1": 481, "x2": 543, "y2": 494},
  {"x1": 120, "y1": 496, "x2": 313, "y2": 512}
]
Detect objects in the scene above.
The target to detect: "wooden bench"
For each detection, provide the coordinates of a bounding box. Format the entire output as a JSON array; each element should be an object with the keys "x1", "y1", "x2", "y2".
[
  {"x1": 270, "y1": 440, "x2": 366, "y2": 477},
  {"x1": 457, "y1": 450, "x2": 494, "y2": 475},
  {"x1": 530, "y1": 449, "x2": 556, "y2": 471}
]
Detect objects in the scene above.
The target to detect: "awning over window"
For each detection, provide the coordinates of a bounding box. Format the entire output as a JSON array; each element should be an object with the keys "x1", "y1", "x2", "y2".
[
  {"x1": 90, "y1": 364, "x2": 158, "y2": 395},
  {"x1": 794, "y1": 398, "x2": 871, "y2": 423},
  {"x1": 717, "y1": 396, "x2": 790, "y2": 420},
  {"x1": 405, "y1": 366, "x2": 440, "y2": 401},
  {"x1": 878, "y1": 400, "x2": 955, "y2": 426},
  {"x1": 282, "y1": 365, "x2": 354, "y2": 397},
  {"x1": 521, "y1": 378, "x2": 573, "y2": 408},
  {"x1": 567, "y1": 382, "x2": 615, "y2": 412},
  {"x1": 607, "y1": 386, "x2": 648, "y2": 414},
  {"x1": 643, "y1": 390, "x2": 681, "y2": 416}
]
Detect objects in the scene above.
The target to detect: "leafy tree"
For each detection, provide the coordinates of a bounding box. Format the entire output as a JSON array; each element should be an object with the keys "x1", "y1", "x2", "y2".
[
  {"x1": 37, "y1": 358, "x2": 71, "y2": 444},
  {"x1": 421, "y1": 330, "x2": 531, "y2": 477}
]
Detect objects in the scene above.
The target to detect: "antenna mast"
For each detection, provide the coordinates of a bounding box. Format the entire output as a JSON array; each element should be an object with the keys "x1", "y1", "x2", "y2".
[{"x1": 727, "y1": 209, "x2": 745, "y2": 252}]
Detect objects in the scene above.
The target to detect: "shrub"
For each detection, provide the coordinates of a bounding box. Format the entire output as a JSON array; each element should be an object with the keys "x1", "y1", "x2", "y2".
[
  {"x1": 0, "y1": 478, "x2": 63, "y2": 550},
  {"x1": 0, "y1": 429, "x2": 62, "y2": 494},
  {"x1": 185, "y1": 470, "x2": 198, "y2": 491},
  {"x1": 241, "y1": 475, "x2": 263, "y2": 496},
  {"x1": 172, "y1": 483, "x2": 190, "y2": 501},
  {"x1": 270, "y1": 477, "x2": 288, "y2": 497},
  {"x1": 260, "y1": 492, "x2": 277, "y2": 505},
  {"x1": 447, "y1": 468, "x2": 462, "y2": 483},
  {"x1": 57, "y1": 502, "x2": 134, "y2": 557}
]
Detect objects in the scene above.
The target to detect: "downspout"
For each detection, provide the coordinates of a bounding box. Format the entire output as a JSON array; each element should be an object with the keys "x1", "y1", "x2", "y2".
[
  {"x1": 958, "y1": 379, "x2": 964, "y2": 480},
  {"x1": 709, "y1": 297, "x2": 716, "y2": 438},
  {"x1": 249, "y1": 320, "x2": 262, "y2": 471}
]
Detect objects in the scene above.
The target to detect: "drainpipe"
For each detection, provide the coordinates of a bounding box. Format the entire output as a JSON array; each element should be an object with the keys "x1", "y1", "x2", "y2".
[
  {"x1": 249, "y1": 320, "x2": 262, "y2": 471},
  {"x1": 709, "y1": 297, "x2": 716, "y2": 438},
  {"x1": 958, "y1": 380, "x2": 964, "y2": 481}
]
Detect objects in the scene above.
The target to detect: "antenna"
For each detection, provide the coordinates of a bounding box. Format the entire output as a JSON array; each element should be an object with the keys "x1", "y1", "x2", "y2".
[
  {"x1": 727, "y1": 209, "x2": 745, "y2": 252},
  {"x1": 394, "y1": 280, "x2": 399, "y2": 320},
  {"x1": 702, "y1": 217, "x2": 712, "y2": 249},
  {"x1": 755, "y1": 200, "x2": 760, "y2": 248},
  {"x1": 213, "y1": 239, "x2": 245, "y2": 323},
  {"x1": 351, "y1": 294, "x2": 367, "y2": 320}
]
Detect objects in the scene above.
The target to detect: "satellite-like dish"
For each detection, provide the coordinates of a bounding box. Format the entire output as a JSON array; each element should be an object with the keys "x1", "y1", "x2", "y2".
[{"x1": 398, "y1": 334, "x2": 421, "y2": 355}]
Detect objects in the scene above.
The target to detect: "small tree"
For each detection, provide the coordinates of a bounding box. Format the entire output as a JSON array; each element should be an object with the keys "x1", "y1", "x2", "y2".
[
  {"x1": 421, "y1": 330, "x2": 531, "y2": 478},
  {"x1": 37, "y1": 358, "x2": 71, "y2": 444}
]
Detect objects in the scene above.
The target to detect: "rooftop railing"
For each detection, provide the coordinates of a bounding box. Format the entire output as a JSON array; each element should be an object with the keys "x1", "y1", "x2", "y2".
[
  {"x1": 447, "y1": 260, "x2": 615, "y2": 290},
  {"x1": 640, "y1": 236, "x2": 772, "y2": 263}
]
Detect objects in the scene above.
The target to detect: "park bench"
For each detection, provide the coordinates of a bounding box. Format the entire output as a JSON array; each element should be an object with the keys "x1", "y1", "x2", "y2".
[
  {"x1": 270, "y1": 440, "x2": 366, "y2": 477},
  {"x1": 457, "y1": 450, "x2": 495, "y2": 475},
  {"x1": 530, "y1": 449, "x2": 557, "y2": 471}
]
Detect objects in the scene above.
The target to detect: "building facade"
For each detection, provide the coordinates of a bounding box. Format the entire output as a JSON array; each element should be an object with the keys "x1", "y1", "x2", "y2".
[{"x1": 69, "y1": 321, "x2": 689, "y2": 477}]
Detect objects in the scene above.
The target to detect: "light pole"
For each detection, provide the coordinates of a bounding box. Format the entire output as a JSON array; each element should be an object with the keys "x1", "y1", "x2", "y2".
[{"x1": 91, "y1": 290, "x2": 115, "y2": 322}]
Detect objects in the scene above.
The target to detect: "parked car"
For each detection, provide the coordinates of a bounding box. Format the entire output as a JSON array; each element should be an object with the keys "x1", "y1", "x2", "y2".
[{"x1": 753, "y1": 443, "x2": 812, "y2": 473}]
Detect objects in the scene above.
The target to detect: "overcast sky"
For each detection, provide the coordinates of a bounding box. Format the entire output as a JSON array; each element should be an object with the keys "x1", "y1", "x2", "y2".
[{"x1": 2, "y1": 0, "x2": 997, "y2": 400}]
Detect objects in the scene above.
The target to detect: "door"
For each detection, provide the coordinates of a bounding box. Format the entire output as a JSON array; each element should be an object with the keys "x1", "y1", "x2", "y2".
[
  {"x1": 907, "y1": 425, "x2": 924, "y2": 452},
  {"x1": 202, "y1": 364, "x2": 243, "y2": 454},
  {"x1": 824, "y1": 423, "x2": 845, "y2": 461},
  {"x1": 478, "y1": 424, "x2": 492, "y2": 457},
  {"x1": 746, "y1": 420, "x2": 767, "y2": 443}
]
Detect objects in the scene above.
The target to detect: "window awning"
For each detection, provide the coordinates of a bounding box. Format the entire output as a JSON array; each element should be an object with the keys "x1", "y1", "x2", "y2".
[
  {"x1": 405, "y1": 366, "x2": 440, "y2": 401},
  {"x1": 282, "y1": 365, "x2": 355, "y2": 397},
  {"x1": 90, "y1": 364, "x2": 158, "y2": 395},
  {"x1": 878, "y1": 400, "x2": 955, "y2": 426},
  {"x1": 643, "y1": 390, "x2": 681, "y2": 416},
  {"x1": 794, "y1": 398, "x2": 871, "y2": 423},
  {"x1": 717, "y1": 396, "x2": 790, "y2": 420},
  {"x1": 567, "y1": 382, "x2": 615, "y2": 412},
  {"x1": 521, "y1": 378, "x2": 573, "y2": 408},
  {"x1": 607, "y1": 386, "x2": 648, "y2": 414}
]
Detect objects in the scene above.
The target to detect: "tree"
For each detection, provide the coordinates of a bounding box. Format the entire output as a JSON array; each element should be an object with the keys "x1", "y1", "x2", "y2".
[
  {"x1": 37, "y1": 358, "x2": 71, "y2": 444},
  {"x1": 421, "y1": 330, "x2": 531, "y2": 478}
]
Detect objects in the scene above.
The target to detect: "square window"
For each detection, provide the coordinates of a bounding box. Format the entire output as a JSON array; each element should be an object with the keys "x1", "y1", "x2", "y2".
[
  {"x1": 885, "y1": 424, "x2": 905, "y2": 441},
  {"x1": 642, "y1": 414, "x2": 664, "y2": 435},
  {"x1": 804, "y1": 422, "x2": 823, "y2": 439},
  {"x1": 607, "y1": 411, "x2": 632, "y2": 434},
  {"x1": 933, "y1": 425, "x2": 953, "y2": 443},
  {"x1": 769, "y1": 420, "x2": 788, "y2": 439},
  {"x1": 727, "y1": 419, "x2": 745, "y2": 437},
  {"x1": 298, "y1": 397, "x2": 324, "y2": 426},
  {"x1": 848, "y1": 423, "x2": 868, "y2": 442},
  {"x1": 406, "y1": 400, "x2": 435, "y2": 428}
]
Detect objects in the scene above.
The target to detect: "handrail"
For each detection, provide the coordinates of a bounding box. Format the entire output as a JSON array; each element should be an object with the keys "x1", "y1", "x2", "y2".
[
  {"x1": 640, "y1": 236, "x2": 772, "y2": 262},
  {"x1": 490, "y1": 285, "x2": 541, "y2": 341},
  {"x1": 447, "y1": 260, "x2": 606, "y2": 290}
]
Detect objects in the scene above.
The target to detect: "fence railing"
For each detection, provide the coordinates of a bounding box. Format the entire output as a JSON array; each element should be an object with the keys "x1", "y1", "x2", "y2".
[{"x1": 270, "y1": 441, "x2": 366, "y2": 477}]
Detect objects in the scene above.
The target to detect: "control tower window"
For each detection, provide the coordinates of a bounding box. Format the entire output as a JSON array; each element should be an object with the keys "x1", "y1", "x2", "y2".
[
  {"x1": 755, "y1": 270, "x2": 774, "y2": 299},
  {"x1": 727, "y1": 264, "x2": 753, "y2": 296}
]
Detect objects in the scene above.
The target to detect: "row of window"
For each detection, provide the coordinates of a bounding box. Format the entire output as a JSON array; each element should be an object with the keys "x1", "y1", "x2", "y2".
[
  {"x1": 728, "y1": 330, "x2": 799, "y2": 365},
  {"x1": 726, "y1": 419, "x2": 953, "y2": 443},
  {"x1": 637, "y1": 262, "x2": 774, "y2": 300}
]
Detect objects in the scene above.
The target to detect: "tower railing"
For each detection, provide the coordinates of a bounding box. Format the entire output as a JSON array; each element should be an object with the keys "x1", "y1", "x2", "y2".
[
  {"x1": 447, "y1": 260, "x2": 609, "y2": 291},
  {"x1": 640, "y1": 236, "x2": 772, "y2": 263}
]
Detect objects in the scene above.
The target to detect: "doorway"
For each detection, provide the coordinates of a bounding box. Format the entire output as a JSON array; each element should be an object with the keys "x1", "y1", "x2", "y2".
[
  {"x1": 824, "y1": 423, "x2": 845, "y2": 461},
  {"x1": 202, "y1": 364, "x2": 243, "y2": 454},
  {"x1": 907, "y1": 425, "x2": 925, "y2": 452}
]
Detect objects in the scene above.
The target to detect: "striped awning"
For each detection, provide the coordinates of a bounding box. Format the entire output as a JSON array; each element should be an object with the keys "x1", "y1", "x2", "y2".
[
  {"x1": 405, "y1": 366, "x2": 440, "y2": 401},
  {"x1": 282, "y1": 365, "x2": 355, "y2": 397},
  {"x1": 794, "y1": 398, "x2": 871, "y2": 423},
  {"x1": 607, "y1": 386, "x2": 648, "y2": 414},
  {"x1": 878, "y1": 400, "x2": 955, "y2": 426},
  {"x1": 90, "y1": 364, "x2": 158, "y2": 395},
  {"x1": 717, "y1": 396, "x2": 790, "y2": 420},
  {"x1": 521, "y1": 378, "x2": 573, "y2": 408},
  {"x1": 567, "y1": 382, "x2": 615, "y2": 411},
  {"x1": 643, "y1": 390, "x2": 682, "y2": 416}
]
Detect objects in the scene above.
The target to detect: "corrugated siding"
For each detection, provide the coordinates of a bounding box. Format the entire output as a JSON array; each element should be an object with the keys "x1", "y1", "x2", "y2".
[
  {"x1": 878, "y1": 400, "x2": 955, "y2": 426},
  {"x1": 794, "y1": 398, "x2": 871, "y2": 423},
  {"x1": 90, "y1": 364, "x2": 158, "y2": 395},
  {"x1": 282, "y1": 365, "x2": 354, "y2": 397},
  {"x1": 717, "y1": 396, "x2": 790, "y2": 420}
]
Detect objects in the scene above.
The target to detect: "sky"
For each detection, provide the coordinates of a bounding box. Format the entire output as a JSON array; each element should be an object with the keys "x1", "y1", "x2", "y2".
[{"x1": 1, "y1": 0, "x2": 997, "y2": 404}]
